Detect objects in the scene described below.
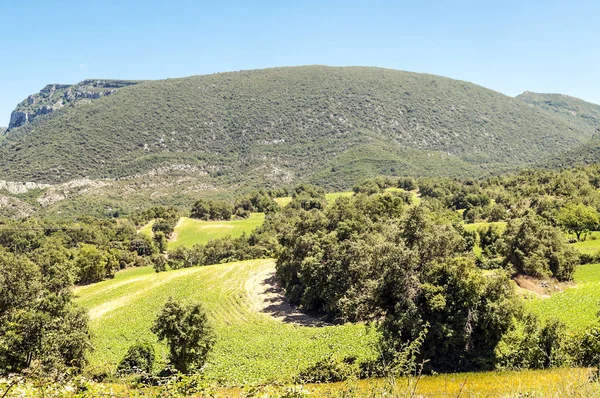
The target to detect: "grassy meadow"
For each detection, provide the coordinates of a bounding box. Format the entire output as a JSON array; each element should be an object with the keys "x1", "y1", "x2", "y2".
[
  {"x1": 74, "y1": 260, "x2": 377, "y2": 385},
  {"x1": 528, "y1": 262, "x2": 600, "y2": 330},
  {"x1": 213, "y1": 368, "x2": 595, "y2": 397}
]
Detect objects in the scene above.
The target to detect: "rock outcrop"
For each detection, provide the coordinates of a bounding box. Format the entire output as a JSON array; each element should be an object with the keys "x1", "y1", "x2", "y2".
[{"x1": 7, "y1": 80, "x2": 138, "y2": 130}]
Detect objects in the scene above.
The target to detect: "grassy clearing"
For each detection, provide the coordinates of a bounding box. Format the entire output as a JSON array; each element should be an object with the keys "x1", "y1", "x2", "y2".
[
  {"x1": 75, "y1": 260, "x2": 376, "y2": 385},
  {"x1": 214, "y1": 368, "x2": 593, "y2": 397},
  {"x1": 274, "y1": 191, "x2": 354, "y2": 208},
  {"x1": 325, "y1": 191, "x2": 354, "y2": 203},
  {"x1": 463, "y1": 221, "x2": 507, "y2": 232},
  {"x1": 273, "y1": 196, "x2": 292, "y2": 207},
  {"x1": 138, "y1": 220, "x2": 154, "y2": 237},
  {"x1": 571, "y1": 231, "x2": 600, "y2": 254},
  {"x1": 528, "y1": 262, "x2": 600, "y2": 330},
  {"x1": 168, "y1": 213, "x2": 265, "y2": 249}
]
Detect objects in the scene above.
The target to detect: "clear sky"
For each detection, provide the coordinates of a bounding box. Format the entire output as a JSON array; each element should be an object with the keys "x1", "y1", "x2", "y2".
[{"x1": 1, "y1": 0, "x2": 599, "y2": 126}]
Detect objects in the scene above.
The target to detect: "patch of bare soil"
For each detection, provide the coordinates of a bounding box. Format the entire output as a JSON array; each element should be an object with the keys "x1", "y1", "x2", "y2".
[
  {"x1": 245, "y1": 264, "x2": 331, "y2": 327},
  {"x1": 168, "y1": 218, "x2": 184, "y2": 243},
  {"x1": 514, "y1": 275, "x2": 575, "y2": 299}
]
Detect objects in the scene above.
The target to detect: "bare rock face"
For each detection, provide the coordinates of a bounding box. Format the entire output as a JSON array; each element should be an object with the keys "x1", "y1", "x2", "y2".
[{"x1": 6, "y1": 80, "x2": 138, "y2": 130}]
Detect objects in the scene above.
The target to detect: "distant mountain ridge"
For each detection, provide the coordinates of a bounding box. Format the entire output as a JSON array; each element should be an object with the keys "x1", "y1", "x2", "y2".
[
  {"x1": 1, "y1": 66, "x2": 594, "y2": 189},
  {"x1": 517, "y1": 91, "x2": 600, "y2": 136}
]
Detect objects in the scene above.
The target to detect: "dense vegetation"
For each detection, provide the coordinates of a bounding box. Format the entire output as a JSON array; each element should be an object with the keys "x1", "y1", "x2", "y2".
[
  {"x1": 0, "y1": 66, "x2": 593, "y2": 189},
  {"x1": 6, "y1": 164, "x2": 600, "y2": 392}
]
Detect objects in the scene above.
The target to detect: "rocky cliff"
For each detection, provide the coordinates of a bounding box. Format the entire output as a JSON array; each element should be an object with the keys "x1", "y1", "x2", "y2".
[{"x1": 7, "y1": 80, "x2": 138, "y2": 130}]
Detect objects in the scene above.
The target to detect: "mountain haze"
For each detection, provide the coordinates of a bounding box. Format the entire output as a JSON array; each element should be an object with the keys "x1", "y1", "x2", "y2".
[{"x1": 0, "y1": 66, "x2": 593, "y2": 188}]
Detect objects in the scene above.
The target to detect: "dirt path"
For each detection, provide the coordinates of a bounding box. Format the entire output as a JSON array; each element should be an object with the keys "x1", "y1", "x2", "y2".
[
  {"x1": 168, "y1": 217, "x2": 185, "y2": 244},
  {"x1": 245, "y1": 262, "x2": 330, "y2": 327}
]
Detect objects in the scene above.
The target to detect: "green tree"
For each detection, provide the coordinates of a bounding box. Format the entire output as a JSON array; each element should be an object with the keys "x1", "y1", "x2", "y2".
[
  {"x1": 503, "y1": 215, "x2": 579, "y2": 281},
  {"x1": 557, "y1": 203, "x2": 599, "y2": 241},
  {"x1": 75, "y1": 244, "x2": 111, "y2": 284},
  {"x1": 0, "y1": 249, "x2": 91, "y2": 375},
  {"x1": 191, "y1": 199, "x2": 211, "y2": 220},
  {"x1": 151, "y1": 298, "x2": 216, "y2": 374}
]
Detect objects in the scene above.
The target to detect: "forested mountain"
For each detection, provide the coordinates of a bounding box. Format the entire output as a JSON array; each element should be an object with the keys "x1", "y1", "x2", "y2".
[{"x1": 0, "y1": 66, "x2": 593, "y2": 187}]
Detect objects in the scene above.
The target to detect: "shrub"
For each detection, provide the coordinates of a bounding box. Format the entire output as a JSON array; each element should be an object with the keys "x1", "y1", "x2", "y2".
[
  {"x1": 297, "y1": 357, "x2": 357, "y2": 383},
  {"x1": 117, "y1": 341, "x2": 155, "y2": 375}
]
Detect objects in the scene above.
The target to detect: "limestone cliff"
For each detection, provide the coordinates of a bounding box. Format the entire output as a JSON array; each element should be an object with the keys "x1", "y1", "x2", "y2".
[{"x1": 7, "y1": 80, "x2": 138, "y2": 130}]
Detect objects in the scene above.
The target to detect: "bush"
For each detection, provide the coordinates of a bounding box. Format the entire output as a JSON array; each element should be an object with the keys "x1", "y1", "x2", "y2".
[
  {"x1": 117, "y1": 341, "x2": 155, "y2": 375},
  {"x1": 297, "y1": 357, "x2": 357, "y2": 383}
]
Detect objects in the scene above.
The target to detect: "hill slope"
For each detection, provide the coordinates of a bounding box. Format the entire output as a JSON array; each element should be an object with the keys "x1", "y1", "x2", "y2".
[
  {"x1": 517, "y1": 91, "x2": 600, "y2": 135},
  {"x1": 516, "y1": 92, "x2": 600, "y2": 169},
  {"x1": 0, "y1": 66, "x2": 592, "y2": 188},
  {"x1": 75, "y1": 260, "x2": 375, "y2": 384}
]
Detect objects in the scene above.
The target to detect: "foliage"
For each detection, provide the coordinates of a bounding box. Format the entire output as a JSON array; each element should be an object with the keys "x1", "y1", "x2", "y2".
[
  {"x1": 117, "y1": 341, "x2": 155, "y2": 375},
  {"x1": 0, "y1": 248, "x2": 91, "y2": 375},
  {"x1": 190, "y1": 199, "x2": 233, "y2": 221},
  {"x1": 495, "y1": 315, "x2": 570, "y2": 369},
  {"x1": 557, "y1": 203, "x2": 599, "y2": 241},
  {"x1": 297, "y1": 357, "x2": 358, "y2": 383},
  {"x1": 151, "y1": 298, "x2": 216, "y2": 374},
  {"x1": 503, "y1": 215, "x2": 579, "y2": 281}
]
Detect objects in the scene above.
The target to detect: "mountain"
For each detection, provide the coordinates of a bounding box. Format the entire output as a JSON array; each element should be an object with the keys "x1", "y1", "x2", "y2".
[
  {"x1": 0, "y1": 66, "x2": 597, "y2": 218},
  {"x1": 516, "y1": 92, "x2": 600, "y2": 169},
  {"x1": 7, "y1": 80, "x2": 138, "y2": 130},
  {"x1": 0, "y1": 66, "x2": 593, "y2": 185},
  {"x1": 517, "y1": 92, "x2": 600, "y2": 136}
]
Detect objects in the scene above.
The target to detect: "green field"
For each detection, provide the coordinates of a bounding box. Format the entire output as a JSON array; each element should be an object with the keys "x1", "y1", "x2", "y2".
[
  {"x1": 325, "y1": 191, "x2": 354, "y2": 203},
  {"x1": 528, "y1": 262, "x2": 600, "y2": 330},
  {"x1": 138, "y1": 220, "x2": 154, "y2": 237},
  {"x1": 273, "y1": 196, "x2": 292, "y2": 207},
  {"x1": 571, "y1": 231, "x2": 600, "y2": 254},
  {"x1": 74, "y1": 260, "x2": 376, "y2": 385},
  {"x1": 463, "y1": 221, "x2": 507, "y2": 232},
  {"x1": 168, "y1": 213, "x2": 265, "y2": 249},
  {"x1": 214, "y1": 368, "x2": 594, "y2": 397}
]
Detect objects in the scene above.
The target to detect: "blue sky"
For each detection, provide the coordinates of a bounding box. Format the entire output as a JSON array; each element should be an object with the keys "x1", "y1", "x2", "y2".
[{"x1": 1, "y1": 0, "x2": 599, "y2": 126}]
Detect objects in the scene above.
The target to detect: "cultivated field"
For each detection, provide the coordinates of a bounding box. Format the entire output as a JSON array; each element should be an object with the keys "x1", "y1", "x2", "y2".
[
  {"x1": 528, "y1": 262, "x2": 600, "y2": 330},
  {"x1": 168, "y1": 213, "x2": 265, "y2": 249},
  {"x1": 74, "y1": 260, "x2": 376, "y2": 385}
]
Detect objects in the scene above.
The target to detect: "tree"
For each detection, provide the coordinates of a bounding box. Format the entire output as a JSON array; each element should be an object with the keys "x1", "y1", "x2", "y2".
[
  {"x1": 152, "y1": 218, "x2": 176, "y2": 238},
  {"x1": 557, "y1": 203, "x2": 599, "y2": 241},
  {"x1": 75, "y1": 244, "x2": 111, "y2": 284},
  {"x1": 503, "y1": 214, "x2": 579, "y2": 281},
  {"x1": 191, "y1": 199, "x2": 211, "y2": 220},
  {"x1": 151, "y1": 298, "x2": 216, "y2": 374},
  {"x1": 0, "y1": 249, "x2": 91, "y2": 375}
]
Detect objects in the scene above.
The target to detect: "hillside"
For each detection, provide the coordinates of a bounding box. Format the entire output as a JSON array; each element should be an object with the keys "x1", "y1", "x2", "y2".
[
  {"x1": 517, "y1": 91, "x2": 600, "y2": 135},
  {"x1": 75, "y1": 260, "x2": 376, "y2": 385},
  {"x1": 0, "y1": 66, "x2": 593, "y2": 189}
]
